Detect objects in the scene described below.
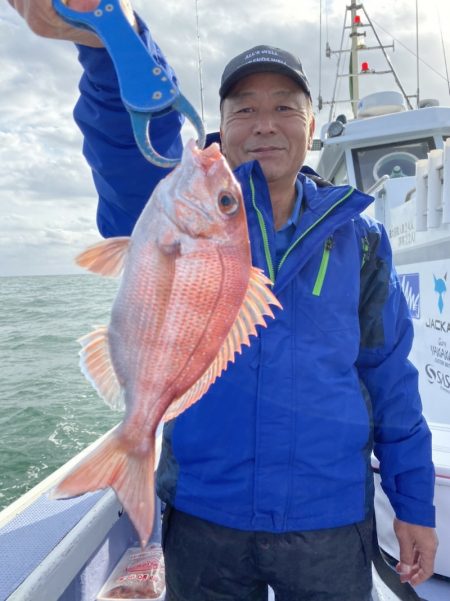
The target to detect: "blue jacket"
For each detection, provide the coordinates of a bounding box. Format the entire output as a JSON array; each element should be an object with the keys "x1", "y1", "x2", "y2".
[{"x1": 74, "y1": 28, "x2": 435, "y2": 532}]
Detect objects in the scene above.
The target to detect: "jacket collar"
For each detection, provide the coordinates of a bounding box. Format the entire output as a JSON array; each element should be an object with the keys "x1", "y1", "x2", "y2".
[
  {"x1": 234, "y1": 159, "x2": 374, "y2": 227},
  {"x1": 233, "y1": 160, "x2": 374, "y2": 292}
]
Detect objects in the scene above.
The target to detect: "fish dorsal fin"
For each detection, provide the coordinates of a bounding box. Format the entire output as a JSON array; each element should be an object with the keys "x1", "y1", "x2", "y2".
[
  {"x1": 78, "y1": 326, "x2": 125, "y2": 411},
  {"x1": 76, "y1": 237, "x2": 131, "y2": 277},
  {"x1": 162, "y1": 267, "x2": 281, "y2": 422}
]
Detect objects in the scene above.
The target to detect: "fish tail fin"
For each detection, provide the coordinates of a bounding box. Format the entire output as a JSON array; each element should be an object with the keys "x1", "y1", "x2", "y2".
[{"x1": 51, "y1": 432, "x2": 155, "y2": 548}]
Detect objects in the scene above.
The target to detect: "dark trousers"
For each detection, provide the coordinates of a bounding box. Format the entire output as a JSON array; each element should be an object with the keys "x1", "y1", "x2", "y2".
[{"x1": 162, "y1": 506, "x2": 373, "y2": 601}]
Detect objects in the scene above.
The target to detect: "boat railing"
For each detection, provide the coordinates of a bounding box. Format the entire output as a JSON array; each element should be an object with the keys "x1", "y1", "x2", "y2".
[
  {"x1": 416, "y1": 139, "x2": 450, "y2": 231},
  {"x1": 366, "y1": 174, "x2": 390, "y2": 196}
]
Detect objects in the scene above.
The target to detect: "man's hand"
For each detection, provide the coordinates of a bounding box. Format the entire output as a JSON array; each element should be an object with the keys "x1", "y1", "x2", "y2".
[
  {"x1": 393, "y1": 518, "x2": 438, "y2": 586},
  {"x1": 6, "y1": 0, "x2": 137, "y2": 47}
]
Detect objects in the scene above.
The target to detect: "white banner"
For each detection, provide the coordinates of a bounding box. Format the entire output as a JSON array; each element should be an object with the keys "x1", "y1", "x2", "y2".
[{"x1": 397, "y1": 259, "x2": 450, "y2": 425}]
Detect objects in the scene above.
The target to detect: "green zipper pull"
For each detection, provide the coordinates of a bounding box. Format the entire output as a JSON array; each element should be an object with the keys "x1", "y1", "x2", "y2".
[
  {"x1": 361, "y1": 235, "x2": 370, "y2": 269},
  {"x1": 312, "y1": 236, "x2": 333, "y2": 296}
]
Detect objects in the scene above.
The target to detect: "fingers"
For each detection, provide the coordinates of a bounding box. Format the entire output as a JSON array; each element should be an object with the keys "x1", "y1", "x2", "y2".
[
  {"x1": 393, "y1": 518, "x2": 438, "y2": 587},
  {"x1": 6, "y1": 0, "x2": 103, "y2": 47},
  {"x1": 396, "y1": 561, "x2": 434, "y2": 587}
]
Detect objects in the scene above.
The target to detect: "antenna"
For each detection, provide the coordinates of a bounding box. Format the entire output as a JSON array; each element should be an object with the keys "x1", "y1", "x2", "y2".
[
  {"x1": 194, "y1": 0, "x2": 205, "y2": 125},
  {"x1": 318, "y1": 0, "x2": 323, "y2": 110}
]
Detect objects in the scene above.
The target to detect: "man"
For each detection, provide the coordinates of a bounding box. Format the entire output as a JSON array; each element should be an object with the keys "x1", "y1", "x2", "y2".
[{"x1": 8, "y1": 2, "x2": 438, "y2": 600}]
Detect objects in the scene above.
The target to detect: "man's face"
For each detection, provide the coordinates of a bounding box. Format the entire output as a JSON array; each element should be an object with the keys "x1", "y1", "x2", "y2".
[{"x1": 220, "y1": 72, "x2": 315, "y2": 187}]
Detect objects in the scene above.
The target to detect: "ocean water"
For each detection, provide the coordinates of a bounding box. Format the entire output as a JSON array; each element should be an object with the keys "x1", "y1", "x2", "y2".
[{"x1": 0, "y1": 274, "x2": 122, "y2": 511}]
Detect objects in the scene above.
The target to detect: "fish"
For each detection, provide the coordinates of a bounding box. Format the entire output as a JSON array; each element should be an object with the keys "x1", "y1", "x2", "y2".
[{"x1": 51, "y1": 139, "x2": 281, "y2": 547}]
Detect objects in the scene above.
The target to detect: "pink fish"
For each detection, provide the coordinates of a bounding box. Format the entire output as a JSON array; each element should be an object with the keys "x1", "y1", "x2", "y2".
[{"x1": 52, "y1": 140, "x2": 281, "y2": 547}]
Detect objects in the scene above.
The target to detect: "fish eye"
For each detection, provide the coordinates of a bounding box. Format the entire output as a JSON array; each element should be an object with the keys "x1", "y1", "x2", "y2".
[{"x1": 218, "y1": 192, "x2": 239, "y2": 215}]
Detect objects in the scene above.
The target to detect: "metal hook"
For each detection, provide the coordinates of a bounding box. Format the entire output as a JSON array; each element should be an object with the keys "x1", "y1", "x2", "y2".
[
  {"x1": 130, "y1": 96, "x2": 206, "y2": 168},
  {"x1": 52, "y1": 0, "x2": 205, "y2": 166}
]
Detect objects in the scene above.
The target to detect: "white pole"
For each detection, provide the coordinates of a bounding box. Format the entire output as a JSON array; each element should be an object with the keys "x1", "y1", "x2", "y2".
[
  {"x1": 350, "y1": 0, "x2": 359, "y2": 118},
  {"x1": 427, "y1": 149, "x2": 444, "y2": 228},
  {"x1": 415, "y1": 159, "x2": 428, "y2": 232},
  {"x1": 416, "y1": 0, "x2": 420, "y2": 107}
]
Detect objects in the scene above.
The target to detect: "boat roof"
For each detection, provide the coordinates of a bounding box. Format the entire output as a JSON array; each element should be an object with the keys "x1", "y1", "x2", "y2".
[{"x1": 320, "y1": 106, "x2": 450, "y2": 148}]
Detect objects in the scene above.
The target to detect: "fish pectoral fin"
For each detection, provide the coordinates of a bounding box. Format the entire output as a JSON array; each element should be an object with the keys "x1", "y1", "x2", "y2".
[
  {"x1": 51, "y1": 432, "x2": 156, "y2": 549},
  {"x1": 162, "y1": 267, "x2": 282, "y2": 421},
  {"x1": 78, "y1": 326, "x2": 125, "y2": 411},
  {"x1": 76, "y1": 237, "x2": 131, "y2": 277}
]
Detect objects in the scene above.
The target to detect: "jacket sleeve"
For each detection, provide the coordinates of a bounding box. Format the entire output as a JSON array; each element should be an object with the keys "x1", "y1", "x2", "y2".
[
  {"x1": 74, "y1": 15, "x2": 184, "y2": 237},
  {"x1": 356, "y1": 221, "x2": 435, "y2": 527}
]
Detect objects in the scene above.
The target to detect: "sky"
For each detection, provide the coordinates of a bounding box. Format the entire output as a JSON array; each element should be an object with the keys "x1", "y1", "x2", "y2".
[{"x1": 1, "y1": 0, "x2": 450, "y2": 276}]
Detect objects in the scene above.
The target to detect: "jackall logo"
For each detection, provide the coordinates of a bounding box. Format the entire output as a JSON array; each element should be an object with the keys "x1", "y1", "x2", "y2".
[
  {"x1": 433, "y1": 273, "x2": 447, "y2": 314},
  {"x1": 425, "y1": 318, "x2": 450, "y2": 333},
  {"x1": 425, "y1": 364, "x2": 450, "y2": 393},
  {"x1": 399, "y1": 273, "x2": 420, "y2": 319}
]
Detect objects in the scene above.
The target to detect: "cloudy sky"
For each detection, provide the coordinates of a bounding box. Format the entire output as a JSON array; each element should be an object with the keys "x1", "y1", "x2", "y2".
[{"x1": 1, "y1": 0, "x2": 450, "y2": 276}]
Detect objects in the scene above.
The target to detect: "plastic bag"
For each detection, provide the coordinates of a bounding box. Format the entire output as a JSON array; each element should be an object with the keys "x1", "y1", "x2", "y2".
[{"x1": 97, "y1": 544, "x2": 165, "y2": 600}]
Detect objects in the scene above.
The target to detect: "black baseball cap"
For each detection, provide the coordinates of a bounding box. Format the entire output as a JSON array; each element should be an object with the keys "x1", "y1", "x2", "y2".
[{"x1": 219, "y1": 45, "x2": 311, "y2": 100}]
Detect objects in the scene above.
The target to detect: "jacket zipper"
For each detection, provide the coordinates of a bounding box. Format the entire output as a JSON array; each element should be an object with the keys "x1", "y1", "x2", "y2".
[
  {"x1": 249, "y1": 176, "x2": 355, "y2": 281},
  {"x1": 312, "y1": 237, "x2": 333, "y2": 296},
  {"x1": 361, "y1": 235, "x2": 370, "y2": 268},
  {"x1": 249, "y1": 175, "x2": 275, "y2": 282}
]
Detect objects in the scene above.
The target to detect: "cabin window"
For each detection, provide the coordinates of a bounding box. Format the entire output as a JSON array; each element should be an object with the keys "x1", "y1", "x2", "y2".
[
  {"x1": 331, "y1": 157, "x2": 349, "y2": 186},
  {"x1": 352, "y1": 137, "x2": 435, "y2": 192}
]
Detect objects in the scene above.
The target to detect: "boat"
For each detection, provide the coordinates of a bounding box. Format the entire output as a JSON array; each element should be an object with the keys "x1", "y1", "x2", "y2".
[
  {"x1": 0, "y1": 428, "x2": 165, "y2": 601},
  {"x1": 2, "y1": 428, "x2": 446, "y2": 601},
  {"x1": 314, "y1": 1, "x2": 450, "y2": 599},
  {"x1": 1, "y1": 1, "x2": 449, "y2": 599}
]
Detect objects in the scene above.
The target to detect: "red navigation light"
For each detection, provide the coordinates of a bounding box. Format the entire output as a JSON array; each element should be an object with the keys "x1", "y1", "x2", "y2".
[
  {"x1": 361, "y1": 61, "x2": 370, "y2": 72},
  {"x1": 354, "y1": 15, "x2": 361, "y2": 24}
]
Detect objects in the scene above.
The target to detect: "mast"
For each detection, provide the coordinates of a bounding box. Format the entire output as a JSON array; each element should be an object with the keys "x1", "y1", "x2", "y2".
[
  {"x1": 325, "y1": 0, "x2": 413, "y2": 121},
  {"x1": 349, "y1": 0, "x2": 359, "y2": 118}
]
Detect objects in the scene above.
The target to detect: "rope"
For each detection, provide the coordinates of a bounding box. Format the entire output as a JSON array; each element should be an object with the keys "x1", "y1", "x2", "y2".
[{"x1": 371, "y1": 16, "x2": 449, "y2": 83}]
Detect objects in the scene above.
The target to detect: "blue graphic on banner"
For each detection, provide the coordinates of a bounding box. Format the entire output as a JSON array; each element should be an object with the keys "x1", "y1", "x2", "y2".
[
  {"x1": 399, "y1": 273, "x2": 420, "y2": 319},
  {"x1": 433, "y1": 273, "x2": 447, "y2": 314}
]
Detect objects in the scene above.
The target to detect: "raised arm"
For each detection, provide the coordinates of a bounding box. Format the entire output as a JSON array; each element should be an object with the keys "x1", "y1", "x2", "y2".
[
  {"x1": 7, "y1": 0, "x2": 184, "y2": 236},
  {"x1": 73, "y1": 13, "x2": 184, "y2": 237}
]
